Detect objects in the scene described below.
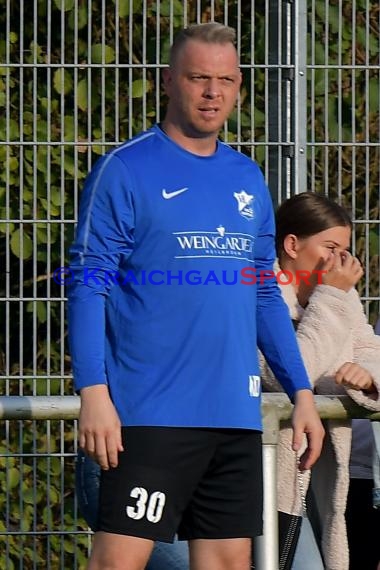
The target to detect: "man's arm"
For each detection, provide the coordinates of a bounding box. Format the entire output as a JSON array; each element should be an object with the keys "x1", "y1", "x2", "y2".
[
  {"x1": 291, "y1": 389, "x2": 325, "y2": 470},
  {"x1": 79, "y1": 385, "x2": 123, "y2": 470},
  {"x1": 68, "y1": 153, "x2": 134, "y2": 468},
  {"x1": 254, "y1": 183, "x2": 324, "y2": 468}
]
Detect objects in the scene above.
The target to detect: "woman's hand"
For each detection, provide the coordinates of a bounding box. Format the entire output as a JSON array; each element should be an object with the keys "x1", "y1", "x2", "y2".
[
  {"x1": 322, "y1": 251, "x2": 363, "y2": 291},
  {"x1": 335, "y1": 362, "x2": 377, "y2": 393}
]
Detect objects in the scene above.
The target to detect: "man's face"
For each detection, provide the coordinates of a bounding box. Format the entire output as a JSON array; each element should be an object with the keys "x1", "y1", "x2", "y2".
[{"x1": 163, "y1": 39, "x2": 242, "y2": 139}]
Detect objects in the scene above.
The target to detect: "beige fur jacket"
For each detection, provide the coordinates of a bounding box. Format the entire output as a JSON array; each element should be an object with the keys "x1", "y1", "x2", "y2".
[{"x1": 261, "y1": 281, "x2": 380, "y2": 570}]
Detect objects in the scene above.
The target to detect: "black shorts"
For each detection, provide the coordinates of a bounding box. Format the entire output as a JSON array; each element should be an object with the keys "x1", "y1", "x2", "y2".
[{"x1": 97, "y1": 426, "x2": 263, "y2": 542}]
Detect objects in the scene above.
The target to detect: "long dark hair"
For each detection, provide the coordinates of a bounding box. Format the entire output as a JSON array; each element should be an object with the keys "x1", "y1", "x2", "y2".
[{"x1": 275, "y1": 193, "x2": 352, "y2": 258}]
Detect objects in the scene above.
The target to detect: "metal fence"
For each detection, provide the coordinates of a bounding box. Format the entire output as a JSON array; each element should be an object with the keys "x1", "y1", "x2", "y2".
[{"x1": 0, "y1": 1, "x2": 379, "y2": 568}]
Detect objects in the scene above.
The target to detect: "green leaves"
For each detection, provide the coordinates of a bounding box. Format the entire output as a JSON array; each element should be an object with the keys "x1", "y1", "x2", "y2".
[
  {"x1": 91, "y1": 44, "x2": 115, "y2": 64},
  {"x1": 77, "y1": 78, "x2": 88, "y2": 111},
  {"x1": 112, "y1": 0, "x2": 131, "y2": 18},
  {"x1": 53, "y1": 0, "x2": 75, "y2": 11},
  {"x1": 7, "y1": 468, "x2": 20, "y2": 490},
  {"x1": 10, "y1": 229, "x2": 33, "y2": 260},
  {"x1": 131, "y1": 78, "x2": 150, "y2": 98},
  {"x1": 53, "y1": 68, "x2": 73, "y2": 96}
]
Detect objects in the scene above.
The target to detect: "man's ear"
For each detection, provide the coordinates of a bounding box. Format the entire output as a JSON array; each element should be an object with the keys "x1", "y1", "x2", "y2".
[
  {"x1": 283, "y1": 234, "x2": 299, "y2": 259},
  {"x1": 162, "y1": 67, "x2": 172, "y2": 94}
]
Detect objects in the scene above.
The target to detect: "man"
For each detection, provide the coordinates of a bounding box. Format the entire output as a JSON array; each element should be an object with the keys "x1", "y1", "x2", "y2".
[{"x1": 68, "y1": 22, "x2": 324, "y2": 570}]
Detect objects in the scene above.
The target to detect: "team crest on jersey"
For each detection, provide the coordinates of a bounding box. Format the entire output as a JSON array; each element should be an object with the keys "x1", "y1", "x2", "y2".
[{"x1": 234, "y1": 190, "x2": 254, "y2": 220}]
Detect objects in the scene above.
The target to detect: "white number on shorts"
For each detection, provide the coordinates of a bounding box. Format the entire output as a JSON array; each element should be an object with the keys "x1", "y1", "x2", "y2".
[
  {"x1": 126, "y1": 487, "x2": 148, "y2": 520},
  {"x1": 126, "y1": 487, "x2": 166, "y2": 523},
  {"x1": 146, "y1": 491, "x2": 166, "y2": 523}
]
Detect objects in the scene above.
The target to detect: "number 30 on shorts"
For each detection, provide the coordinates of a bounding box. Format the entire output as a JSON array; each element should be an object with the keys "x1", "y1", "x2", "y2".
[{"x1": 126, "y1": 487, "x2": 166, "y2": 523}]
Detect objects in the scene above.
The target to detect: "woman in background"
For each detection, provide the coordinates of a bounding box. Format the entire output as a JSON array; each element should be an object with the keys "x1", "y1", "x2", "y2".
[{"x1": 262, "y1": 192, "x2": 380, "y2": 570}]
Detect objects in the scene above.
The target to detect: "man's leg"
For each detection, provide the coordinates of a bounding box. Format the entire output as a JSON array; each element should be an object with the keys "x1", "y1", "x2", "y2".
[
  {"x1": 189, "y1": 538, "x2": 252, "y2": 570},
  {"x1": 179, "y1": 431, "x2": 262, "y2": 570},
  {"x1": 147, "y1": 537, "x2": 189, "y2": 570},
  {"x1": 87, "y1": 532, "x2": 154, "y2": 570},
  {"x1": 92, "y1": 427, "x2": 215, "y2": 570}
]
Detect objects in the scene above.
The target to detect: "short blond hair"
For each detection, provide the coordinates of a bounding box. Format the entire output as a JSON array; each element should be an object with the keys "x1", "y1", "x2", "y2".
[{"x1": 169, "y1": 23, "x2": 237, "y2": 66}]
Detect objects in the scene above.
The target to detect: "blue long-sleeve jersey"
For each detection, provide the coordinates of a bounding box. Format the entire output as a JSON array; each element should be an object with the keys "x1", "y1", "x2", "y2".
[{"x1": 68, "y1": 125, "x2": 311, "y2": 430}]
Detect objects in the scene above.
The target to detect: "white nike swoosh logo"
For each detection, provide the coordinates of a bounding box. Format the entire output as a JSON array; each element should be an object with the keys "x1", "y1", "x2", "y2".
[{"x1": 162, "y1": 187, "x2": 189, "y2": 200}]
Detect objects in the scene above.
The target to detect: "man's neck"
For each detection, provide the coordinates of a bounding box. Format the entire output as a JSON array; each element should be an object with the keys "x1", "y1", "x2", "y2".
[{"x1": 160, "y1": 120, "x2": 218, "y2": 156}]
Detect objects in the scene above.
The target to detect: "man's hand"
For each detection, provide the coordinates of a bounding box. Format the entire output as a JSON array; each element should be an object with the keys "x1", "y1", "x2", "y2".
[
  {"x1": 79, "y1": 384, "x2": 124, "y2": 470},
  {"x1": 291, "y1": 389, "x2": 325, "y2": 471},
  {"x1": 335, "y1": 362, "x2": 377, "y2": 394}
]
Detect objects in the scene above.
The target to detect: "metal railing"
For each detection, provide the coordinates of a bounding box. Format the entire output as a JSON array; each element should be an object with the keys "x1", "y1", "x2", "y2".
[{"x1": 1, "y1": 394, "x2": 379, "y2": 570}]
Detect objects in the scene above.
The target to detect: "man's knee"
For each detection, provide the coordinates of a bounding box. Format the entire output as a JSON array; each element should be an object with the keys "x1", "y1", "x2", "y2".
[
  {"x1": 189, "y1": 537, "x2": 252, "y2": 570},
  {"x1": 87, "y1": 532, "x2": 154, "y2": 570}
]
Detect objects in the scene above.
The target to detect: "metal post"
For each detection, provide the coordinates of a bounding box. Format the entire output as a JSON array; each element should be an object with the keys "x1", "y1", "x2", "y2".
[
  {"x1": 292, "y1": 0, "x2": 308, "y2": 195},
  {"x1": 254, "y1": 408, "x2": 280, "y2": 570},
  {"x1": 267, "y1": 0, "x2": 293, "y2": 205},
  {"x1": 254, "y1": 444, "x2": 279, "y2": 570}
]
